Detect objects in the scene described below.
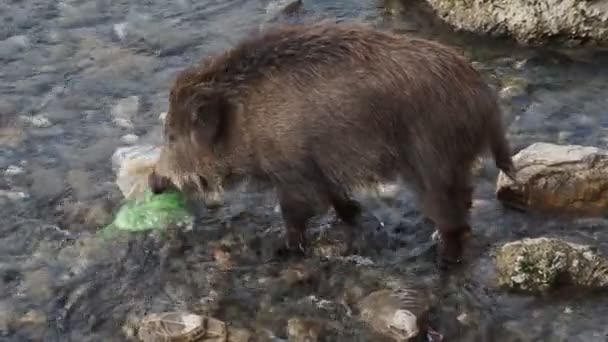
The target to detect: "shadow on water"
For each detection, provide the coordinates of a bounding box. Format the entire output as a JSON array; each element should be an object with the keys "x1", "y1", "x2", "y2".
[{"x1": 2, "y1": 0, "x2": 608, "y2": 341}]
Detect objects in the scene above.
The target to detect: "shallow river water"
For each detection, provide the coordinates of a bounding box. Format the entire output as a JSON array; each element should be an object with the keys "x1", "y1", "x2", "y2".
[{"x1": 2, "y1": 0, "x2": 608, "y2": 341}]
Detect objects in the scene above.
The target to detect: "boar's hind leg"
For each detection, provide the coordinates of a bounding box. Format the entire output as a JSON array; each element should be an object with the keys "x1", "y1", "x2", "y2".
[
  {"x1": 422, "y1": 169, "x2": 473, "y2": 266},
  {"x1": 276, "y1": 186, "x2": 318, "y2": 254},
  {"x1": 328, "y1": 191, "x2": 362, "y2": 226}
]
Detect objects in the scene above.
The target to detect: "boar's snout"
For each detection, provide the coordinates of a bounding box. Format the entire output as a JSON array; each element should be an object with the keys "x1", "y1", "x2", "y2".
[
  {"x1": 202, "y1": 187, "x2": 224, "y2": 209},
  {"x1": 148, "y1": 171, "x2": 171, "y2": 194}
]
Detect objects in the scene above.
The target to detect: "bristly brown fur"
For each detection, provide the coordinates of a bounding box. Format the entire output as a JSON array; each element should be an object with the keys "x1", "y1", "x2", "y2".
[{"x1": 150, "y1": 21, "x2": 515, "y2": 266}]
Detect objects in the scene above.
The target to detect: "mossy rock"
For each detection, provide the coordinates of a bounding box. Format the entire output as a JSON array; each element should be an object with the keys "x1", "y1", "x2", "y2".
[{"x1": 495, "y1": 237, "x2": 608, "y2": 293}]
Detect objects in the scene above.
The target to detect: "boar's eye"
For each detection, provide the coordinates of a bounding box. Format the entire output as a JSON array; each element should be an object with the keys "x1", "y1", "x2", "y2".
[
  {"x1": 198, "y1": 176, "x2": 209, "y2": 189},
  {"x1": 165, "y1": 132, "x2": 176, "y2": 144}
]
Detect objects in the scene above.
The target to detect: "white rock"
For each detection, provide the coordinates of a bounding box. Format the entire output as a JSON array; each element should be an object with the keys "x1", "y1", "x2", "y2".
[
  {"x1": 113, "y1": 118, "x2": 134, "y2": 129},
  {"x1": 0, "y1": 190, "x2": 29, "y2": 200},
  {"x1": 159, "y1": 111, "x2": 168, "y2": 122},
  {"x1": 120, "y1": 134, "x2": 139, "y2": 144},
  {"x1": 113, "y1": 22, "x2": 129, "y2": 40},
  {"x1": 111, "y1": 144, "x2": 160, "y2": 199},
  {"x1": 111, "y1": 96, "x2": 140, "y2": 121},
  {"x1": 19, "y1": 115, "x2": 52, "y2": 128},
  {"x1": 5, "y1": 165, "x2": 25, "y2": 176}
]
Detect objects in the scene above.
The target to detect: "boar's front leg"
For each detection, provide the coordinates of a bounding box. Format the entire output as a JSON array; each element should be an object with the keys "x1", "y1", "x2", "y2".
[
  {"x1": 422, "y1": 169, "x2": 474, "y2": 268},
  {"x1": 276, "y1": 186, "x2": 318, "y2": 254}
]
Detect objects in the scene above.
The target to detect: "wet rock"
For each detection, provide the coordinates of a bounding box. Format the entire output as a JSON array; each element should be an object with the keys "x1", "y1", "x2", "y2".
[
  {"x1": 311, "y1": 234, "x2": 349, "y2": 258},
  {"x1": 16, "y1": 310, "x2": 47, "y2": 339},
  {"x1": 136, "y1": 312, "x2": 252, "y2": 342},
  {"x1": 499, "y1": 76, "x2": 529, "y2": 101},
  {"x1": 382, "y1": 0, "x2": 407, "y2": 16},
  {"x1": 279, "y1": 0, "x2": 303, "y2": 16},
  {"x1": 158, "y1": 112, "x2": 168, "y2": 123},
  {"x1": 5, "y1": 165, "x2": 25, "y2": 176},
  {"x1": 111, "y1": 144, "x2": 160, "y2": 200},
  {"x1": 265, "y1": 0, "x2": 304, "y2": 21},
  {"x1": 287, "y1": 317, "x2": 321, "y2": 342},
  {"x1": 496, "y1": 142, "x2": 608, "y2": 216},
  {"x1": 280, "y1": 263, "x2": 316, "y2": 287},
  {"x1": 425, "y1": 0, "x2": 608, "y2": 46},
  {"x1": 121, "y1": 134, "x2": 140, "y2": 144},
  {"x1": 111, "y1": 96, "x2": 140, "y2": 128},
  {"x1": 213, "y1": 245, "x2": 234, "y2": 271},
  {"x1": 496, "y1": 237, "x2": 608, "y2": 293},
  {"x1": 113, "y1": 22, "x2": 129, "y2": 40},
  {"x1": 19, "y1": 114, "x2": 53, "y2": 128},
  {"x1": 357, "y1": 288, "x2": 430, "y2": 341},
  {"x1": 0, "y1": 189, "x2": 29, "y2": 200}
]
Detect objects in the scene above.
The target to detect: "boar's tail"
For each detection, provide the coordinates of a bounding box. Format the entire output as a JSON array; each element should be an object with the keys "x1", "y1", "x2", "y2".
[{"x1": 488, "y1": 111, "x2": 517, "y2": 181}]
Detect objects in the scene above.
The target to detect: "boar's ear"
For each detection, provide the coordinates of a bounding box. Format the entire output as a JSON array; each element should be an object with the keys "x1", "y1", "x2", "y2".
[{"x1": 190, "y1": 90, "x2": 236, "y2": 146}]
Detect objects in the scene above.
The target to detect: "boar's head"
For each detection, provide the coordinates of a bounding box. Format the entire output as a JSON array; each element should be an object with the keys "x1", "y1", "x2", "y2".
[{"x1": 151, "y1": 67, "x2": 239, "y2": 208}]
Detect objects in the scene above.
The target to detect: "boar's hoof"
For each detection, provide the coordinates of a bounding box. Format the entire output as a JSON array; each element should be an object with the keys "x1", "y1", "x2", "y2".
[{"x1": 437, "y1": 228, "x2": 471, "y2": 269}]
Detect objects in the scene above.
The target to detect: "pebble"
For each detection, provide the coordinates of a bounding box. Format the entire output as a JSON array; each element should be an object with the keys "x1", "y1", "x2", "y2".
[
  {"x1": 19, "y1": 114, "x2": 53, "y2": 128},
  {"x1": 120, "y1": 134, "x2": 139, "y2": 144},
  {"x1": 287, "y1": 317, "x2": 321, "y2": 342},
  {"x1": 111, "y1": 96, "x2": 140, "y2": 121},
  {"x1": 280, "y1": 263, "x2": 315, "y2": 286},
  {"x1": 159, "y1": 111, "x2": 168, "y2": 122},
  {"x1": 113, "y1": 117, "x2": 134, "y2": 129},
  {"x1": 113, "y1": 22, "x2": 129, "y2": 40},
  {"x1": 213, "y1": 245, "x2": 234, "y2": 270},
  {"x1": 17, "y1": 310, "x2": 46, "y2": 326},
  {"x1": 5, "y1": 165, "x2": 25, "y2": 176},
  {"x1": 357, "y1": 288, "x2": 429, "y2": 341},
  {"x1": 0, "y1": 190, "x2": 29, "y2": 200}
]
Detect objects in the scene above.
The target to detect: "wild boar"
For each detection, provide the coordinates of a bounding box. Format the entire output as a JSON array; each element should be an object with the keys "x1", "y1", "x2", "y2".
[{"x1": 148, "y1": 22, "x2": 515, "y2": 266}]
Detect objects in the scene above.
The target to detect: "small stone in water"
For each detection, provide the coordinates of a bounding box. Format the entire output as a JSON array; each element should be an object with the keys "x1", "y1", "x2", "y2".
[
  {"x1": 20, "y1": 114, "x2": 53, "y2": 128},
  {"x1": 159, "y1": 111, "x2": 168, "y2": 122},
  {"x1": 17, "y1": 310, "x2": 46, "y2": 326},
  {"x1": 113, "y1": 22, "x2": 128, "y2": 40},
  {"x1": 287, "y1": 317, "x2": 321, "y2": 342},
  {"x1": 111, "y1": 96, "x2": 140, "y2": 120},
  {"x1": 113, "y1": 117, "x2": 134, "y2": 129},
  {"x1": 5, "y1": 165, "x2": 25, "y2": 176},
  {"x1": 0, "y1": 190, "x2": 29, "y2": 200},
  {"x1": 213, "y1": 245, "x2": 234, "y2": 270},
  {"x1": 121, "y1": 134, "x2": 139, "y2": 144}
]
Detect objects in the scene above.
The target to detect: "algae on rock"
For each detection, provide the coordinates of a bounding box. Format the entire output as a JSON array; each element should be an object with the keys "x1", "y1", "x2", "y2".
[
  {"x1": 495, "y1": 237, "x2": 608, "y2": 293},
  {"x1": 425, "y1": 0, "x2": 608, "y2": 46}
]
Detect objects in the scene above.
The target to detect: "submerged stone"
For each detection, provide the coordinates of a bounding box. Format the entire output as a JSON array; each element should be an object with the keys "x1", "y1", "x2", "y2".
[{"x1": 495, "y1": 237, "x2": 608, "y2": 293}]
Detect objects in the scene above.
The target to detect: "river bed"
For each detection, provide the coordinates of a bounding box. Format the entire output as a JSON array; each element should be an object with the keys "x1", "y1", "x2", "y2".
[{"x1": 2, "y1": 0, "x2": 608, "y2": 341}]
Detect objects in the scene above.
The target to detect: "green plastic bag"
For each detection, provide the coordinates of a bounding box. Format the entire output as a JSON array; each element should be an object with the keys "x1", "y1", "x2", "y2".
[{"x1": 100, "y1": 189, "x2": 194, "y2": 239}]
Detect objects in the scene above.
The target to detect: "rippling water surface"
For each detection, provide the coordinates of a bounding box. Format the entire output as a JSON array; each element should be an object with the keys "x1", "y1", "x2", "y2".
[{"x1": 2, "y1": 0, "x2": 608, "y2": 341}]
